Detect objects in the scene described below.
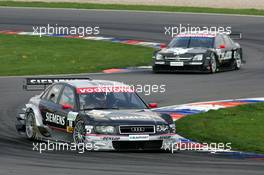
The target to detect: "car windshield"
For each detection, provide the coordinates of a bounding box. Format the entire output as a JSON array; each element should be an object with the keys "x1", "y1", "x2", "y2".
[
  {"x1": 79, "y1": 92, "x2": 147, "y2": 110},
  {"x1": 168, "y1": 37, "x2": 214, "y2": 48}
]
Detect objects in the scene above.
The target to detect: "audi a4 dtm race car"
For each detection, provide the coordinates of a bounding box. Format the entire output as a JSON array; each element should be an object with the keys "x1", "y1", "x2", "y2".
[
  {"x1": 152, "y1": 32, "x2": 244, "y2": 73},
  {"x1": 16, "y1": 78, "x2": 176, "y2": 151}
]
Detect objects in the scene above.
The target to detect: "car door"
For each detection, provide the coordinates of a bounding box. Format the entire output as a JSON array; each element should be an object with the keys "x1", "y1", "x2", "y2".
[
  {"x1": 215, "y1": 34, "x2": 228, "y2": 64},
  {"x1": 56, "y1": 85, "x2": 78, "y2": 137},
  {"x1": 39, "y1": 84, "x2": 65, "y2": 133},
  {"x1": 222, "y1": 34, "x2": 234, "y2": 62}
]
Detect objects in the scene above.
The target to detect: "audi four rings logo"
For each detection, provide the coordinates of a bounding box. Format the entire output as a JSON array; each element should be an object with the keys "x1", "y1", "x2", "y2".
[{"x1": 131, "y1": 127, "x2": 145, "y2": 132}]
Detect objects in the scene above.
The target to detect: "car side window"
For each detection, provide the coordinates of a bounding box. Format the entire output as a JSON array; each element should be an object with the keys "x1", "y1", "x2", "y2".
[
  {"x1": 45, "y1": 84, "x2": 63, "y2": 103},
  {"x1": 215, "y1": 35, "x2": 225, "y2": 48},
  {"x1": 59, "y1": 86, "x2": 76, "y2": 108},
  {"x1": 222, "y1": 35, "x2": 232, "y2": 48},
  {"x1": 41, "y1": 86, "x2": 51, "y2": 99}
]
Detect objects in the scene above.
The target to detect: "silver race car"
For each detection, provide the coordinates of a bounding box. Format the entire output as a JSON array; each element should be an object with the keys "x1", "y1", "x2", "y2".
[
  {"x1": 16, "y1": 78, "x2": 176, "y2": 151},
  {"x1": 152, "y1": 32, "x2": 244, "y2": 73}
]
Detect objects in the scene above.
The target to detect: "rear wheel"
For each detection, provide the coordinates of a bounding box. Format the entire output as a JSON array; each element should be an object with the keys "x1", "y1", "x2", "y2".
[
  {"x1": 210, "y1": 54, "x2": 218, "y2": 73},
  {"x1": 25, "y1": 111, "x2": 37, "y2": 140},
  {"x1": 234, "y1": 52, "x2": 242, "y2": 70}
]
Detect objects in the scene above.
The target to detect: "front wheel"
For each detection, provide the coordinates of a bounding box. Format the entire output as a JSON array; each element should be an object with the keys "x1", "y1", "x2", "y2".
[{"x1": 73, "y1": 119, "x2": 86, "y2": 144}]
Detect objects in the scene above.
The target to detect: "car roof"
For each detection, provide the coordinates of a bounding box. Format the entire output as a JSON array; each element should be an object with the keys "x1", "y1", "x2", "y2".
[{"x1": 65, "y1": 79, "x2": 129, "y2": 88}]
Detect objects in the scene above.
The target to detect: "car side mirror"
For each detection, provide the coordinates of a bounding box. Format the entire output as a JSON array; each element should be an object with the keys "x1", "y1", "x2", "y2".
[
  {"x1": 62, "y1": 104, "x2": 73, "y2": 110},
  {"x1": 219, "y1": 44, "x2": 225, "y2": 49},
  {"x1": 160, "y1": 43, "x2": 166, "y2": 49},
  {"x1": 148, "y1": 103, "x2": 158, "y2": 109}
]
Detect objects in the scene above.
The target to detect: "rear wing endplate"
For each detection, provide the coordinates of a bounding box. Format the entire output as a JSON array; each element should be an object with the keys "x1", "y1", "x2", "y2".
[{"x1": 23, "y1": 77, "x2": 91, "y2": 91}]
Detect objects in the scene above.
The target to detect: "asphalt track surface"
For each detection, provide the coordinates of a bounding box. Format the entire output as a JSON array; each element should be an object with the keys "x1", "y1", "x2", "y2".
[{"x1": 0, "y1": 7, "x2": 264, "y2": 175}]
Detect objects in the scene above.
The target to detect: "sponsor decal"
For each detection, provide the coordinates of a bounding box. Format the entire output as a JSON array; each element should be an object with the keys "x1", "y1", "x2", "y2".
[
  {"x1": 86, "y1": 110, "x2": 111, "y2": 118},
  {"x1": 66, "y1": 126, "x2": 73, "y2": 133},
  {"x1": 224, "y1": 51, "x2": 233, "y2": 60},
  {"x1": 102, "y1": 137, "x2": 120, "y2": 141},
  {"x1": 26, "y1": 78, "x2": 89, "y2": 85},
  {"x1": 155, "y1": 61, "x2": 165, "y2": 65},
  {"x1": 67, "y1": 112, "x2": 78, "y2": 133},
  {"x1": 161, "y1": 48, "x2": 191, "y2": 55},
  {"x1": 76, "y1": 86, "x2": 134, "y2": 94},
  {"x1": 110, "y1": 116, "x2": 151, "y2": 120},
  {"x1": 46, "y1": 112, "x2": 65, "y2": 126},
  {"x1": 177, "y1": 34, "x2": 215, "y2": 38},
  {"x1": 170, "y1": 62, "x2": 184, "y2": 67},
  {"x1": 159, "y1": 135, "x2": 172, "y2": 139},
  {"x1": 129, "y1": 135, "x2": 149, "y2": 141}
]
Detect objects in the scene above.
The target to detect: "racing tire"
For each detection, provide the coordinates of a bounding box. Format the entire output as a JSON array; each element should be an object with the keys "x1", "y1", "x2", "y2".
[
  {"x1": 25, "y1": 111, "x2": 37, "y2": 140},
  {"x1": 210, "y1": 54, "x2": 218, "y2": 73},
  {"x1": 73, "y1": 119, "x2": 86, "y2": 145},
  {"x1": 234, "y1": 51, "x2": 242, "y2": 70}
]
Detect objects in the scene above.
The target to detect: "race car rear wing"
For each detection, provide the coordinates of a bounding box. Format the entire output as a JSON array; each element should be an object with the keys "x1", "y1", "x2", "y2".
[
  {"x1": 23, "y1": 77, "x2": 91, "y2": 91},
  {"x1": 229, "y1": 33, "x2": 242, "y2": 40}
]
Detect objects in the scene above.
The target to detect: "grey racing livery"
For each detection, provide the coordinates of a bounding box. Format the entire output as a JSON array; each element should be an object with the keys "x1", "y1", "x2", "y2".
[
  {"x1": 16, "y1": 78, "x2": 177, "y2": 151},
  {"x1": 152, "y1": 32, "x2": 244, "y2": 73}
]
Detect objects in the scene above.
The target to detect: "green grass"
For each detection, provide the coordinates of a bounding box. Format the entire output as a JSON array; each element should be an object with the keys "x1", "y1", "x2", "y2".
[
  {"x1": 0, "y1": 34, "x2": 153, "y2": 76},
  {"x1": 0, "y1": 1, "x2": 264, "y2": 16},
  {"x1": 176, "y1": 103, "x2": 264, "y2": 154}
]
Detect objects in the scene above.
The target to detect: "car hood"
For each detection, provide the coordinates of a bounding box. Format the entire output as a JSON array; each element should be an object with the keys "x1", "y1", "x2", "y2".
[
  {"x1": 84, "y1": 109, "x2": 167, "y2": 125},
  {"x1": 158, "y1": 47, "x2": 209, "y2": 56}
]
